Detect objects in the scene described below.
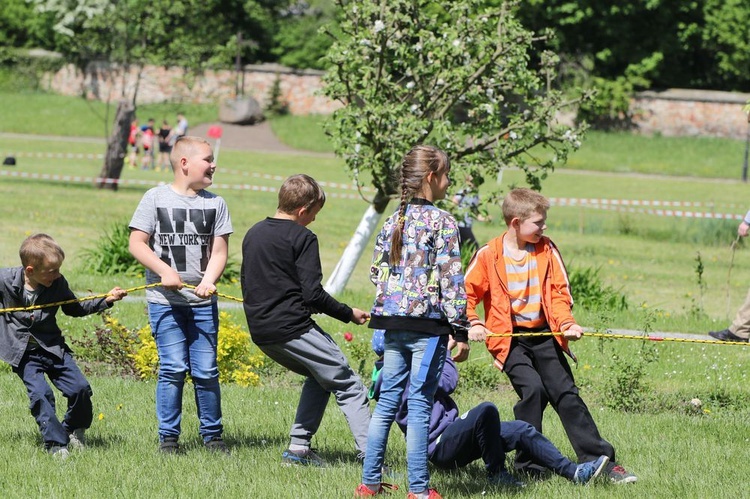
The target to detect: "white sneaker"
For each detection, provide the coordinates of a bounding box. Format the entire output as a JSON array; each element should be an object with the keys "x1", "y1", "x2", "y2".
[
  {"x1": 48, "y1": 445, "x2": 70, "y2": 459},
  {"x1": 68, "y1": 429, "x2": 86, "y2": 450}
]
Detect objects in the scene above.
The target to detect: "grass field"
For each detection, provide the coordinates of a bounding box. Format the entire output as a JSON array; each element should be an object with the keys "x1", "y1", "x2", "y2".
[{"x1": 0, "y1": 92, "x2": 748, "y2": 498}]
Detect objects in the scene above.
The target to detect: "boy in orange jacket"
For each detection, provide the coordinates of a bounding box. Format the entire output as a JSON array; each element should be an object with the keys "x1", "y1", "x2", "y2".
[{"x1": 465, "y1": 188, "x2": 636, "y2": 484}]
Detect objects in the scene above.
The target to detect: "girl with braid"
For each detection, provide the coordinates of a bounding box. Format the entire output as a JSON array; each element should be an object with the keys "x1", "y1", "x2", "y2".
[{"x1": 356, "y1": 145, "x2": 471, "y2": 499}]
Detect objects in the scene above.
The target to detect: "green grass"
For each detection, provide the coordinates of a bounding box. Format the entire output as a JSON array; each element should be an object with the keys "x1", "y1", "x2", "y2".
[
  {"x1": 0, "y1": 92, "x2": 749, "y2": 497},
  {"x1": 268, "y1": 113, "x2": 334, "y2": 153},
  {"x1": 0, "y1": 91, "x2": 219, "y2": 138}
]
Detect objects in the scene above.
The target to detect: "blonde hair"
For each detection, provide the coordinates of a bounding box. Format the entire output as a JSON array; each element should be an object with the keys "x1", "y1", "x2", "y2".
[
  {"x1": 390, "y1": 145, "x2": 450, "y2": 266},
  {"x1": 19, "y1": 233, "x2": 65, "y2": 267},
  {"x1": 502, "y1": 188, "x2": 550, "y2": 225},
  {"x1": 278, "y1": 174, "x2": 326, "y2": 214},
  {"x1": 169, "y1": 136, "x2": 211, "y2": 170}
]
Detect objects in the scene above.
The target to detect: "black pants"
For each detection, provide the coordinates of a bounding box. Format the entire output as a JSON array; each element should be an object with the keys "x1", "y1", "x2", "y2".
[{"x1": 504, "y1": 337, "x2": 615, "y2": 473}]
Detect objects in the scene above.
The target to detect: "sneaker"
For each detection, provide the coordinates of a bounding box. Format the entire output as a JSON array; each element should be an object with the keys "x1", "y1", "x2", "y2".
[
  {"x1": 68, "y1": 429, "x2": 86, "y2": 450},
  {"x1": 48, "y1": 445, "x2": 70, "y2": 459},
  {"x1": 205, "y1": 436, "x2": 230, "y2": 454},
  {"x1": 708, "y1": 329, "x2": 749, "y2": 343},
  {"x1": 406, "y1": 489, "x2": 442, "y2": 499},
  {"x1": 573, "y1": 455, "x2": 609, "y2": 485},
  {"x1": 281, "y1": 448, "x2": 326, "y2": 467},
  {"x1": 354, "y1": 483, "x2": 399, "y2": 496},
  {"x1": 608, "y1": 464, "x2": 638, "y2": 484},
  {"x1": 488, "y1": 470, "x2": 526, "y2": 487},
  {"x1": 159, "y1": 436, "x2": 180, "y2": 455}
]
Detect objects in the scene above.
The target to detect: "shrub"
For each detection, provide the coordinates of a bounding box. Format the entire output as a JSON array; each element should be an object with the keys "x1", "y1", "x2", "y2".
[
  {"x1": 338, "y1": 329, "x2": 374, "y2": 380},
  {"x1": 80, "y1": 222, "x2": 142, "y2": 277},
  {"x1": 131, "y1": 311, "x2": 264, "y2": 387},
  {"x1": 569, "y1": 265, "x2": 628, "y2": 312},
  {"x1": 601, "y1": 308, "x2": 660, "y2": 412},
  {"x1": 73, "y1": 314, "x2": 139, "y2": 377},
  {"x1": 81, "y1": 221, "x2": 240, "y2": 284}
]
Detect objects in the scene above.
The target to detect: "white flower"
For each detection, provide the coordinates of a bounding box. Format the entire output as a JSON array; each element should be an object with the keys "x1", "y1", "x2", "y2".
[
  {"x1": 406, "y1": 81, "x2": 415, "y2": 89},
  {"x1": 509, "y1": 131, "x2": 518, "y2": 140},
  {"x1": 452, "y1": 39, "x2": 461, "y2": 47},
  {"x1": 410, "y1": 104, "x2": 419, "y2": 113},
  {"x1": 414, "y1": 42, "x2": 423, "y2": 52},
  {"x1": 354, "y1": 144, "x2": 361, "y2": 153},
  {"x1": 482, "y1": 103, "x2": 494, "y2": 115},
  {"x1": 421, "y1": 129, "x2": 428, "y2": 135},
  {"x1": 360, "y1": 38, "x2": 371, "y2": 46},
  {"x1": 485, "y1": 88, "x2": 494, "y2": 97},
  {"x1": 373, "y1": 20, "x2": 385, "y2": 33},
  {"x1": 436, "y1": 78, "x2": 445, "y2": 86}
]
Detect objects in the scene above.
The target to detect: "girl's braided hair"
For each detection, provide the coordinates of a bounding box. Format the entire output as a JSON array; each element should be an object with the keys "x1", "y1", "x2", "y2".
[{"x1": 389, "y1": 145, "x2": 449, "y2": 267}]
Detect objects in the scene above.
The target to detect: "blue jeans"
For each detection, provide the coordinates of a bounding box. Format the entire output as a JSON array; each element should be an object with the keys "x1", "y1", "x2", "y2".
[
  {"x1": 362, "y1": 331, "x2": 448, "y2": 493},
  {"x1": 13, "y1": 349, "x2": 92, "y2": 448},
  {"x1": 148, "y1": 303, "x2": 222, "y2": 442}
]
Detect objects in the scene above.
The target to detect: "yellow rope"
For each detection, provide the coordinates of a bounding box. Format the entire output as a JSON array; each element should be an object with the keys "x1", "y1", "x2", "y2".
[
  {"x1": 3, "y1": 286, "x2": 747, "y2": 347},
  {"x1": 486, "y1": 331, "x2": 749, "y2": 347},
  {"x1": 0, "y1": 283, "x2": 161, "y2": 314}
]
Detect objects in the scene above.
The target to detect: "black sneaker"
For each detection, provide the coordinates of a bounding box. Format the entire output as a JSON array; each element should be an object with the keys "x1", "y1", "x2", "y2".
[
  {"x1": 608, "y1": 464, "x2": 637, "y2": 484},
  {"x1": 205, "y1": 436, "x2": 230, "y2": 454},
  {"x1": 159, "y1": 436, "x2": 180, "y2": 454},
  {"x1": 708, "y1": 329, "x2": 749, "y2": 343}
]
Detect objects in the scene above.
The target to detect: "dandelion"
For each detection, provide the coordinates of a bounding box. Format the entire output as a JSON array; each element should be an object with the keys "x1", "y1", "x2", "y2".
[
  {"x1": 116, "y1": 404, "x2": 123, "y2": 411},
  {"x1": 98, "y1": 413, "x2": 105, "y2": 421}
]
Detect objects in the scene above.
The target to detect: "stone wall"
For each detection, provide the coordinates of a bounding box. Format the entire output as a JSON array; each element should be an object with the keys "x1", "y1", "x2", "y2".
[
  {"x1": 49, "y1": 62, "x2": 341, "y2": 115},
  {"x1": 632, "y1": 88, "x2": 750, "y2": 140},
  {"x1": 49, "y1": 63, "x2": 750, "y2": 139}
]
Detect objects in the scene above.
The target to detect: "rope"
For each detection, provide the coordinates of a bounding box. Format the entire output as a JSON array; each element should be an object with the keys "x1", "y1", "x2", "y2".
[
  {"x1": 0, "y1": 283, "x2": 161, "y2": 314},
  {"x1": 3, "y1": 285, "x2": 747, "y2": 347},
  {"x1": 486, "y1": 331, "x2": 749, "y2": 347}
]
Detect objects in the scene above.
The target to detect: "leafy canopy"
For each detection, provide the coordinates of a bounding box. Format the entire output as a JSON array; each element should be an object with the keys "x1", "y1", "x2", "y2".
[{"x1": 322, "y1": 0, "x2": 589, "y2": 211}]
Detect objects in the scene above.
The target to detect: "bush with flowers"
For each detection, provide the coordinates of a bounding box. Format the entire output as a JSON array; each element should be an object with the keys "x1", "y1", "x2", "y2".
[
  {"x1": 131, "y1": 311, "x2": 265, "y2": 387},
  {"x1": 338, "y1": 329, "x2": 374, "y2": 379}
]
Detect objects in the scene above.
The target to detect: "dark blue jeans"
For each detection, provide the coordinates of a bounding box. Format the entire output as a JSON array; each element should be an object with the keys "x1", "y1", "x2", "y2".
[
  {"x1": 430, "y1": 402, "x2": 578, "y2": 479},
  {"x1": 13, "y1": 349, "x2": 93, "y2": 448}
]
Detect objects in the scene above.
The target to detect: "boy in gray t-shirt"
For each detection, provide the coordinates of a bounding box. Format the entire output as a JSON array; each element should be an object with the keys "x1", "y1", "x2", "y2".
[{"x1": 129, "y1": 136, "x2": 232, "y2": 454}]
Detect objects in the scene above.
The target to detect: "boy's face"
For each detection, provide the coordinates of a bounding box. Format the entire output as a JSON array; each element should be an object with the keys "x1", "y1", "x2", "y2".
[
  {"x1": 183, "y1": 143, "x2": 215, "y2": 189},
  {"x1": 515, "y1": 211, "x2": 547, "y2": 243},
  {"x1": 297, "y1": 203, "x2": 322, "y2": 227},
  {"x1": 25, "y1": 259, "x2": 62, "y2": 288}
]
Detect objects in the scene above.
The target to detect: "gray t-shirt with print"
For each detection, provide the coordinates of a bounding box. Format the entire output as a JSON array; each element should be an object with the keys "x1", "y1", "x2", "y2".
[{"x1": 129, "y1": 185, "x2": 233, "y2": 305}]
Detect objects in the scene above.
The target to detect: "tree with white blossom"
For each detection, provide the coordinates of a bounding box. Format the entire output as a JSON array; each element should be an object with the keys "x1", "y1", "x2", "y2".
[{"x1": 321, "y1": 0, "x2": 590, "y2": 294}]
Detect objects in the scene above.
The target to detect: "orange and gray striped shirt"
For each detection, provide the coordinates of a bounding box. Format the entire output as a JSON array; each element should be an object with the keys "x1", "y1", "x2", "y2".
[{"x1": 503, "y1": 242, "x2": 546, "y2": 329}]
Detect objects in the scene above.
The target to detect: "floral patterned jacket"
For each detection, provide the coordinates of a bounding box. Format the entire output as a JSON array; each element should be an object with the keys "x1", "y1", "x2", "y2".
[{"x1": 369, "y1": 199, "x2": 469, "y2": 342}]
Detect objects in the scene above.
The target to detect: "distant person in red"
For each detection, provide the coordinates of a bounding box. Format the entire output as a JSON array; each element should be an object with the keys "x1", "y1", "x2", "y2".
[
  {"x1": 127, "y1": 119, "x2": 139, "y2": 168},
  {"x1": 140, "y1": 118, "x2": 156, "y2": 170}
]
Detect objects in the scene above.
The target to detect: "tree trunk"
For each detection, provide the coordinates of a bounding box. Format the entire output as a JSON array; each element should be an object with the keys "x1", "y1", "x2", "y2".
[
  {"x1": 98, "y1": 100, "x2": 134, "y2": 191},
  {"x1": 324, "y1": 191, "x2": 391, "y2": 295}
]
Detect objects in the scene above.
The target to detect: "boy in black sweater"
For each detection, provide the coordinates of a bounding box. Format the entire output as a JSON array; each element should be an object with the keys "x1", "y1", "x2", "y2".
[{"x1": 241, "y1": 174, "x2": 371, "y2": 467}]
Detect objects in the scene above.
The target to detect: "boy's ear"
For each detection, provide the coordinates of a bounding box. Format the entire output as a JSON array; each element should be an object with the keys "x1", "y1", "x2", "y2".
[
  {"x1": 24, "y1": 265, "x2": 35, "y2": 275},
  {"x1": 509, "y1": 217, "x2": 521, "y2": 230}
]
